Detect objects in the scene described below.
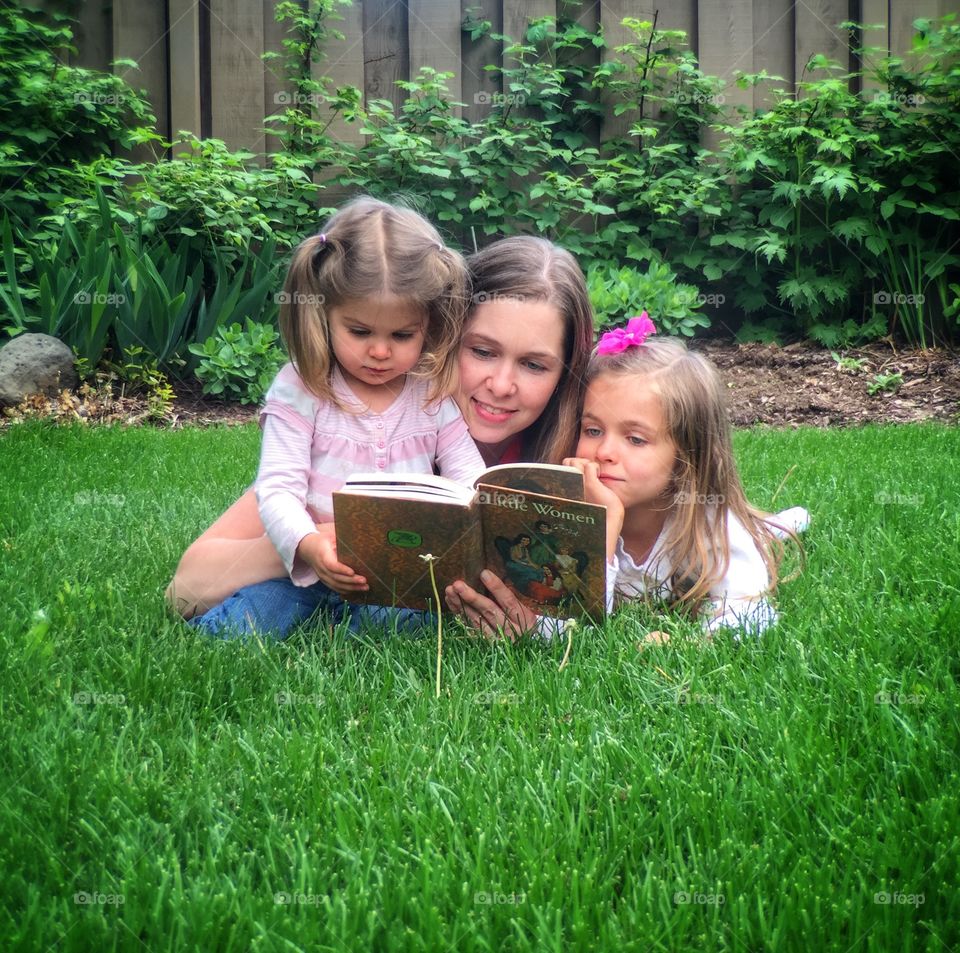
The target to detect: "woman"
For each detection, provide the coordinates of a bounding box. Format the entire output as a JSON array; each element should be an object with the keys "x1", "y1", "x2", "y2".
[{"x1": 166, "y1": 235, "x2": 594, "y2": 621}]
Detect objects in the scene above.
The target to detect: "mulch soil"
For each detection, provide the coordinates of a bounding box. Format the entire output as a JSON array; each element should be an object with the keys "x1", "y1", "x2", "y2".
[{"x1": 2, "y1": 342, "x2": 958, "y2": 430}]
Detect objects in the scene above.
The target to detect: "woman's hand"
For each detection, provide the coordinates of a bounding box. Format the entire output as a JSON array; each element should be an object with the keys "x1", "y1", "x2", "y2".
[
  {"x1": 445, "y1": 570, "x2": 540, "y2": 642},
  {"x1": 563, "y1": 456, "x2": 625, "y2": 561},
  {"x1": 296, "y1": 523, "x2": 368, "y2": 594}
]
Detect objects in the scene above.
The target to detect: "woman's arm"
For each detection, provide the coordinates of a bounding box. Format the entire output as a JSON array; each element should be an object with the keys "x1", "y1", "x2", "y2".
[{"x1": 444, "y1": 570, "x2": 541, "y2": 641}]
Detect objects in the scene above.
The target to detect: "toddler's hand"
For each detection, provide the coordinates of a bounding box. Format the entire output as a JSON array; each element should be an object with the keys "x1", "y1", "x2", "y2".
[{"x1": 297, "y1": 523, "x2": 368, "y2": 594}]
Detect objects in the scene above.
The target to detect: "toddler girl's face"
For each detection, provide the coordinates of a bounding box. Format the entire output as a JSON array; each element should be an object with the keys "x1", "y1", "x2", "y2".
[
  {"x1": 329, "y1": 296, "x2": 426, "y2": 394},
  {"x1": 576, "y1": 372, "x2": 678, "y2": 512}
]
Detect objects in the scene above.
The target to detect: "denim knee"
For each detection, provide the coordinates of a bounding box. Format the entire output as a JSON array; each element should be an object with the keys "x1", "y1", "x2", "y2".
[{"x1": 187, "y1": 576, "x2": 345, "y2": 641}]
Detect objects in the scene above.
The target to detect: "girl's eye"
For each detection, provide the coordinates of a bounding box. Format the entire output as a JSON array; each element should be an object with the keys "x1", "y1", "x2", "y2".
[
  {"x1": 348, "y1": 328, "x2": 369, "y2": 337},
  {"x1": 582, "y1": 426, "x2": 602, "y2": 438},
  {"x1": 393, "y1": 332, "x2": 415, "y2": 341},
  {"x1": 627, "y1": 435, "x2": 646, "y2": 446}
]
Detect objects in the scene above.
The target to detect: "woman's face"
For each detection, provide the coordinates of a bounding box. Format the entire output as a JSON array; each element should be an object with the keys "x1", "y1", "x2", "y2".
[{"x1": 456, "y1": 297, "x2": 565, "y2": 456}]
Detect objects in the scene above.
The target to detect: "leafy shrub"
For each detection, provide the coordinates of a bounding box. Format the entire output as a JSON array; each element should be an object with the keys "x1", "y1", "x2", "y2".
[
  {"x1": 0, "y1": 6, "x2": 158, "y2": 227},
  {"x1": 587, "y1": 260, "x2": 710, "y2": 337},
  {"x1": 189, "y1": 321, "x2": 287, "y2": 404}
]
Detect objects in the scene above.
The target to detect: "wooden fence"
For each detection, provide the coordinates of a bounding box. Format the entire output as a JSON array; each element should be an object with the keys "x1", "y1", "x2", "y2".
[{"x1": 58, "y1": 0, "x2": 956, "y2": 156}]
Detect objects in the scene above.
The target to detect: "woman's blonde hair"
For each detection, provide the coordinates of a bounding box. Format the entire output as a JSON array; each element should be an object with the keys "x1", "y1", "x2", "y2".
[
  {"x1": 466, "y1": 236, "x2": 594, "y2": 463},
  {"x1": 279, "y1": 196, "x2": 469, "y2": 406},
  {"x1": 587, "y1": 336, "x2": 798, "y2": 611}
]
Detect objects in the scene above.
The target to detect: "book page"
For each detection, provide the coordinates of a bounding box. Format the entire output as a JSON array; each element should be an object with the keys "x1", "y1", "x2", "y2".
[{"x1": 476, "y1": 463, "x2": 584, "y2": 501}]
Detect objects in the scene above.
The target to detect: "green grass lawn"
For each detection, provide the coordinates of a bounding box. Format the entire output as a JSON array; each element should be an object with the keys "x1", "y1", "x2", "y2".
[{"x1": 0, "y1": 420, "x2": 957, "y2": 952}]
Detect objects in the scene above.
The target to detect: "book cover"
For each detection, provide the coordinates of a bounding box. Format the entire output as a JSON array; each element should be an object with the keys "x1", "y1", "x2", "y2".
[{"x1": 332, "y1": 464, "x2": 607, "y2": 621}]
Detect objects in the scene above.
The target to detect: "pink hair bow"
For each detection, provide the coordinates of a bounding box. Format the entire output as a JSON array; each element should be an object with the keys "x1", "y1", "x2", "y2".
[{"x1": 596, "y1": 313, "x2": 656, "y2": 355}]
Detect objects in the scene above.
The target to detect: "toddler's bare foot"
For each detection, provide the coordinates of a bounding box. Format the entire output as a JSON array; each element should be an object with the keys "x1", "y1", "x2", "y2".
[{"x1": 636, "y1": 630, "x2": 671, "y2": 650}]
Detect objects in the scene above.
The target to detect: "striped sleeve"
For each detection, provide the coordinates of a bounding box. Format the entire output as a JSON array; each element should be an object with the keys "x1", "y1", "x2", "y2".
[{"x1": 433, "y1": 397, "x2": 486, "y2": 486}]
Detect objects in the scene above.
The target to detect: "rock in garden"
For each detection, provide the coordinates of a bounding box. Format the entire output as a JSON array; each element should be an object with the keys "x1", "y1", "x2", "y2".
[{"x1": 0, "y1": 333, "x2": 78, "y2": 407}]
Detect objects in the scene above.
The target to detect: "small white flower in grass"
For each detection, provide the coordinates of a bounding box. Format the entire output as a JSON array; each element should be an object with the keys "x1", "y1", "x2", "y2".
[
  {"x1": 558, "y1": 619, "x2": 577, "y2": 672},
  {"x1": 419, "y1": 554, "x2": 444, "y2": 698}
]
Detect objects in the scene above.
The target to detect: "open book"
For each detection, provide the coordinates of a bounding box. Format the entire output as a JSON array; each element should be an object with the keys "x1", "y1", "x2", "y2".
[{"x1": 332, "y1": 463, "x2": 607, "y2": 621}]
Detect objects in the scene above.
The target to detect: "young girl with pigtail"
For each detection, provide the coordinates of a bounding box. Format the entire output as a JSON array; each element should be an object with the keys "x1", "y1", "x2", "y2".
[{"x1": 189, "y1": 197, "x2": 485, "y2": 640}]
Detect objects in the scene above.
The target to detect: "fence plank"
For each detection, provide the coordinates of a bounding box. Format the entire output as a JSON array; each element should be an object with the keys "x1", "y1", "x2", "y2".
[
  {"x1": 598, "y1": 0, "x2": 635, "y2": 142},
  {"x1": 72, "y1": 0, "x2": 112, "y2": 72},
  {"x1": 698, "y1": 0, "x2": 754, "y2": 149},
  {"x1": 363, "y1": 0, "x2": 409, "y2": 116},
  {"x1": 317, "y1": 0, "x2": 366, "y2": 149},
  {"x1": 210, "y1": 0, "x2": 266, "y2": 155},
  {"x1": 890, "y1": 0, "x2": 947, "y2": 57},
  {"x1": 409, "y1": 0, "x2": 463, "y2": 105},
  {"x1": 168, "y1": 0, "x2": 202, "y2": 148},
  {"x1": 262, "y1": 0, "x2": 290, "y2": 155},
  {"x1": 794, "y1": 0, "x2": 849, "y2": 89},
  {"x1": 461, "y1": 0, "x2": 501, "y2": 124},
  {"x1": 752, "y1": 0, "x2": 794, "y2": 109},
  {"x1": 860, "y1": 0, "x2": 889, "y2": 94},
  {"x1": 112, "y1": 0, "x2": 169, "y2": 144}
]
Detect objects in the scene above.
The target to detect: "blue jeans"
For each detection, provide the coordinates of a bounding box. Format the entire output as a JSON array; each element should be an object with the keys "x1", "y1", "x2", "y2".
[{"x1": 187, "y1": 576, "x2": 434, "y2": 642}]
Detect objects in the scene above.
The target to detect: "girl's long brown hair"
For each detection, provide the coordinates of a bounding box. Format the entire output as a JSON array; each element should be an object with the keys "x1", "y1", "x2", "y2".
[
  {"x1": 466, "y1": 236, "x2": 594, "y2": 463},
  {"x1": 280, "y1": 197, "x2": 469, "y2": 407},
  {"x1": 588, "y1": 337, "x2": 799, "y2": 610}
]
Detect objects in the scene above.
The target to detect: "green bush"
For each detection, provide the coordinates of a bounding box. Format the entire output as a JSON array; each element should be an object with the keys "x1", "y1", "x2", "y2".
[{"x1": 189, "y1": 320, "x2": 287, "y2": 404}]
